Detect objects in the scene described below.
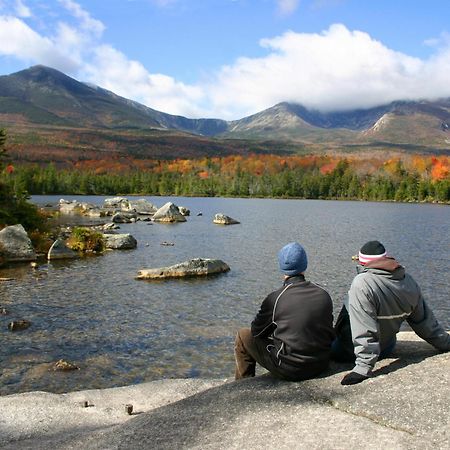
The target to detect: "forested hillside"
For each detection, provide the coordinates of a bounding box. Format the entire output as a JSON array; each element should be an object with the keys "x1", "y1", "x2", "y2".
[{"x1": 6, "y1": 153, "x2": 449, "y2": 202}]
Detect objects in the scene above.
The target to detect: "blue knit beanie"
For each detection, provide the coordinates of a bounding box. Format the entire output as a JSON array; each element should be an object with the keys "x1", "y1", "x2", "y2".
[{"x1": 278, "y1": 242, "x2": 308, "y2": 276}]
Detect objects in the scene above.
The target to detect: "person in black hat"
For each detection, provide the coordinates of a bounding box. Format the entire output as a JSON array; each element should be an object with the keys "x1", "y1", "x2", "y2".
[
  {"x1": 333, "y1": 240, "x2": 450, "y2": 385},
  {"x1": 234, "y1": 242, "x2": 335, "y2": 381}
]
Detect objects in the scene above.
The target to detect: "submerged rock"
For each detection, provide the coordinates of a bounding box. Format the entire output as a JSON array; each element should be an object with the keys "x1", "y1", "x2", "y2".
[
  {"x1": 8, "y1": 320, "x2": 31, "y2": 331},
  {"x1": 47, "y1": 239, "x2": 79, "y2": 260},
  {"x1": 0, "y1": 224, "x2": 37, "y2": 262},
  {"x1": 136, "y1": 258, "x2": 230, "y2": 280},
  {"x1": 213, "y1": 213, "x2": 240, "y2": 225},
  {"x1": 112, "y1": 212, "x2": 138, "y2": 223},
  {"x1": 152, "y1": 202, "x2": 186, "y2": 223},
  {"x1": 102, "y1": 233, "x2": 137, "y2": 250},
  {"x1": 52, "y1": 359, "x2": 79, "y2": 371},
  {"x1": 101, "y1": 223, "x2": 120, "y2": 231}
]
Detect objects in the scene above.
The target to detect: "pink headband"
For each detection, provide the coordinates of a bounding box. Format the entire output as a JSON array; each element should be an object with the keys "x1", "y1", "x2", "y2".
[{"x1": 358, "y1": 250, "x2": 387, "y2": 265}]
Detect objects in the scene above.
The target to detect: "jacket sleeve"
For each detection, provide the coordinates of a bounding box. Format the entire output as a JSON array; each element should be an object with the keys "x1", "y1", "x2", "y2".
[
  {"x1": 251, "y1": 292, "x2": 276, "y2": 338},
  {"x1": 407, "y1": 295, "x2": 450, "y2": 351},
  {"x1": 347, "y1": 276, "x2": 381, "y2": 376}
]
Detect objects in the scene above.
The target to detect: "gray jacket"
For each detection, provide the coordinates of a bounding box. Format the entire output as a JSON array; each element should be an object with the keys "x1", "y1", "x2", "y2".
[{"x1": 345, "y1": 257, "x2": 450, "y2": 376}]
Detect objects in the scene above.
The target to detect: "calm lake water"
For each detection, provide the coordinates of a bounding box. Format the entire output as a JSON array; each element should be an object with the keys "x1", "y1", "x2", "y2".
[{"x1": 1, "y1": 196, "x2": 449, "y2": 395}]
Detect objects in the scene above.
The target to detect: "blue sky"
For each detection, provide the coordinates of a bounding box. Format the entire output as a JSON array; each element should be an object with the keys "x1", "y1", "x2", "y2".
[{"x1": 1, "y1": 0, "x2": 450, "y2": 119}]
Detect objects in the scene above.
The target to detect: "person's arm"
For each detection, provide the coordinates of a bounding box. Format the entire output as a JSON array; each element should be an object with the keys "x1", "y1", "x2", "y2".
[
  {"x1": 407, "y1": 292, "x2": 450, "y2": 351},
  {"x1": 251, "y1": 292, "x2": 276, "y2": 338},
  {"x1": 342, "y1": 276, "x2": 380, "y2": 384}
]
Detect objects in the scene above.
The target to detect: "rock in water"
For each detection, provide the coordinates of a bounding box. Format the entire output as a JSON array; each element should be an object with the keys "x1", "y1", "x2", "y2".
[
  {"x1": 52, "y1": 359, "x2": 79, "y2": 371},
  {"x1": 152, "y1": 202, "x2": 187, "y2": 223},
  {"x1": 103, "y1": 197, "x2": 130, "y2": 209},
  {"x1": 112, "y1": 212, "x2": 137, "y2": 223},
  {"x1": 213, "y1": 213, "x2": 240, "y2": 225},
  {"x1": 0, "y1": 224, "x2": 37, "y2": 262},
  {"x1": 47, "y1": 239, "x2": 79, "y2": 260},
  {"x1": 128, "y1": 199, "x2": 158, "y2": 215},
  {"x1": 136, "y1": 258, "x2": 230, "y2": 280},
  {"x1": 178, "y1": 206, "x2": 190, "y2": 216},
  {"x1": 8, "y1": 320, "x2": 31, "y2": 331},
  {"x1": 102, "y1": 233, "x2": 137, "y2": 249}
]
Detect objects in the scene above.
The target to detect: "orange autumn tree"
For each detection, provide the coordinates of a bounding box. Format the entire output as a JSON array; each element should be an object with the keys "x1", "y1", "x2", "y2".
[{"x1": 431, "y1": 156, "x2": 449, "y2": 181}]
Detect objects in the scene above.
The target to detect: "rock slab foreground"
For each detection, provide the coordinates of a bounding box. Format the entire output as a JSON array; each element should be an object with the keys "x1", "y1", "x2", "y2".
[{"x1": 0, "y1": 332, "x2": 448, "y2": 450}]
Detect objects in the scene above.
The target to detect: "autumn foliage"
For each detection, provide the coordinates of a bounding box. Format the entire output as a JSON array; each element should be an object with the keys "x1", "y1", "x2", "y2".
[{"x1": 5, "y1": 150, "x2": 449, "y2": 203}]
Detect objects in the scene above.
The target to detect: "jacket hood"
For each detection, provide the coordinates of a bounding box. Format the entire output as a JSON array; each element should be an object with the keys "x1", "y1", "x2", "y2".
[{"x1": 357, "y1": 257, "x2": 405, "y2": 279}]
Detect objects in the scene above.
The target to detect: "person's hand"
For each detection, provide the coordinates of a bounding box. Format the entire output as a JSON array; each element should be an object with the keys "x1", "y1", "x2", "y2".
[{"x1": 341, "y1": 371, "x2": 368, "y2": 385}]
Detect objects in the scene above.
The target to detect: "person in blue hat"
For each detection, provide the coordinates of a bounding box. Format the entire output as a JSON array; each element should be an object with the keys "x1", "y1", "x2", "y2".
[{"x1": 234, "y1": 242, "x2": 335, "y2": 381}]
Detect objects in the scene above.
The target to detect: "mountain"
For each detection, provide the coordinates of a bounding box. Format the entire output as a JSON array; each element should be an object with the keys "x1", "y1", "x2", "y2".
[
  {"x1": 0, "y1": 65, "x2": 227, "y2": 135},
  {"x1": 0, "y1": 65, "x2": 449, "y2": 161},
  {"x1": 225, "y1": 101, "x2": 450, "y2": 148}
]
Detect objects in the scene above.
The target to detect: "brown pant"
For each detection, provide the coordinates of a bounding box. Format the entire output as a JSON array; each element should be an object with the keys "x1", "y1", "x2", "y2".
[
  {"x1": 234, "y1": 328, "x2": 277, "y2": 379},
  {"x1": 234, "y1": 328, "x2": 328, "y2": 381}
]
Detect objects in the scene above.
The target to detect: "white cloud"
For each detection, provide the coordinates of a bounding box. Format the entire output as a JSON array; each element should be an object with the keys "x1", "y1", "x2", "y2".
[
  {"x1": 204, "y1": 24, "x2": 450, "y2": 118},
  {"x1": 277, "y1": 0, "x2": 300, "y2": 15},
  {"x1": 0, "y1": 1, "x2": 204, "y2": 118},
  {"x1": 0, "y1": 0, "x2": 31, "y2": 17},
  {"x1": 0, "y1": 15, "x2": 77, "y2": 72},
  {"x1": 424, "y1": 31, "x2": 450, "y2": 48},
  {"x1": 58, "y1": 0, "x2": 105, "y2": 37},
  {"x1": 15, "y1": 0, "x2": 31, "y2": 17},
  {"x1": 81, "y1": 45, "x2": 205, "y2": 117}
]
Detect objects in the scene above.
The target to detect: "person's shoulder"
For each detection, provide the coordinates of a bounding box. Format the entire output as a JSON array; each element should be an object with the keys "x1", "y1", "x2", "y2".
[
  {"x1": 266, "y1": 284, "x2": 287, "y2": 301},
  {"x1": 350, "y1": 272, "x2": 371, "y2": 289},
  {"x1": 308, "y1": 280, "x2": 332, "y2": 298}
]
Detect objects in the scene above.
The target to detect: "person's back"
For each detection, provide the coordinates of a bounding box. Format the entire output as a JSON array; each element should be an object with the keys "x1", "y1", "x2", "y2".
[
  {"x1": 334, "y1": 240, "x2": 450, "y2": 385},
  {"x1": 350, "y1": 258, "x2": 420, "y2": 350},
  {"x1": 252, "y1": 274, "x2": 334, "y2": 374},
  {"x1": 235, "y1": 242, "x2": 334, "y2": 381}
]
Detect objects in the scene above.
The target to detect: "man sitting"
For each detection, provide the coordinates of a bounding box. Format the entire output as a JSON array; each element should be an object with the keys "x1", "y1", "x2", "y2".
[
  {"x1": 333, "y1": 240, "x2": 450, "y2": 385},
  {"x1": 234, "y1": 242, "x2": 335, "y2": 381}
]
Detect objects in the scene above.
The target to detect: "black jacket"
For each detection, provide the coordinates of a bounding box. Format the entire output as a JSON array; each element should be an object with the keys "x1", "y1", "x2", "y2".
[{"x1": 251, "y1": 275, "x2": 335, "y2": 369}]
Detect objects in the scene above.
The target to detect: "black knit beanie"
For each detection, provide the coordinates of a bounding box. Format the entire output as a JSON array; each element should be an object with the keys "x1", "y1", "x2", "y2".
[{"x1": 358, "y1": 241, "x2": 386, "y2": 265}]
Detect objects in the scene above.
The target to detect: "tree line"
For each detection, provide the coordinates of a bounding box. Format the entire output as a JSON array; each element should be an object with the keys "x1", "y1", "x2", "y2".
[
  {"x1": 5, "y1": 158, "x2": 450, "y2": 203},
  {"x1": 0, "y1": 129, "x2": 47, "y2": 232}
]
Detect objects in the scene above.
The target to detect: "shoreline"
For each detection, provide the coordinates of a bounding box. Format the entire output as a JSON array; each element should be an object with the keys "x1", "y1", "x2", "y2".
[{"x1": 1, "y1": 332, "x2": 448, "y2": 449}]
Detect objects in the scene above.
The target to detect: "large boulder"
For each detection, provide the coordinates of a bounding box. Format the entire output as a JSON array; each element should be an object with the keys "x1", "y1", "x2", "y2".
[
  {"x1": 0, "y1": 224, "x2": 37, "y2": 262},
  {"x1": 213, "y1": 213, "x2": 240, "y2": 225},
  {"x1": 128, "y1": 199, "x2": 158, "y2": 215},
  {"x1": 102, "y1": 233, "x2": 137, "y2": 250},
  {"x1": 103, "y1": 197, "x2": 130, "y2": 209},
  {"x1": 136, "y1": 258, "x2": 230, "y2": 280},
  {"x1": 112, "y1": 212, "x2": 138, "y2": 223},
  {"x1": 47, "y1": 239, "x2": 79, "y2": 260},
  {"x1": 59, "y1": 200, "x2": 104, "y2": 217},
  {"x1": 59, "y1": 199, "x2": 81, "y2": 214},
  {"x1": 152, "y1": 202, "x2": 186, "y2": 223}
]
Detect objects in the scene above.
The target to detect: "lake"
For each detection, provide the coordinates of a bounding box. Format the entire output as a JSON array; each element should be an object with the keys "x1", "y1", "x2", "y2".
[{"x1": 0, "y1": 196, "x2": 449, "y2": 395}]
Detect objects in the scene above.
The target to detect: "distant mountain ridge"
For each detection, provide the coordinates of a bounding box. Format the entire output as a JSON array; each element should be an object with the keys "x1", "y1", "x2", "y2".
[
  {"x1": 1, "y1": 65, "x2": 450, "y2": 152},
  {"x1": 0, "y1": 65, "x2": 228, "y2": 135}
]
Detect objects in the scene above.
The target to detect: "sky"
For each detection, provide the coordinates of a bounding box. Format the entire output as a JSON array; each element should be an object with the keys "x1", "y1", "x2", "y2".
[{"x1": 1, "y1": 0, "x2": 450, "y2": 120}]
